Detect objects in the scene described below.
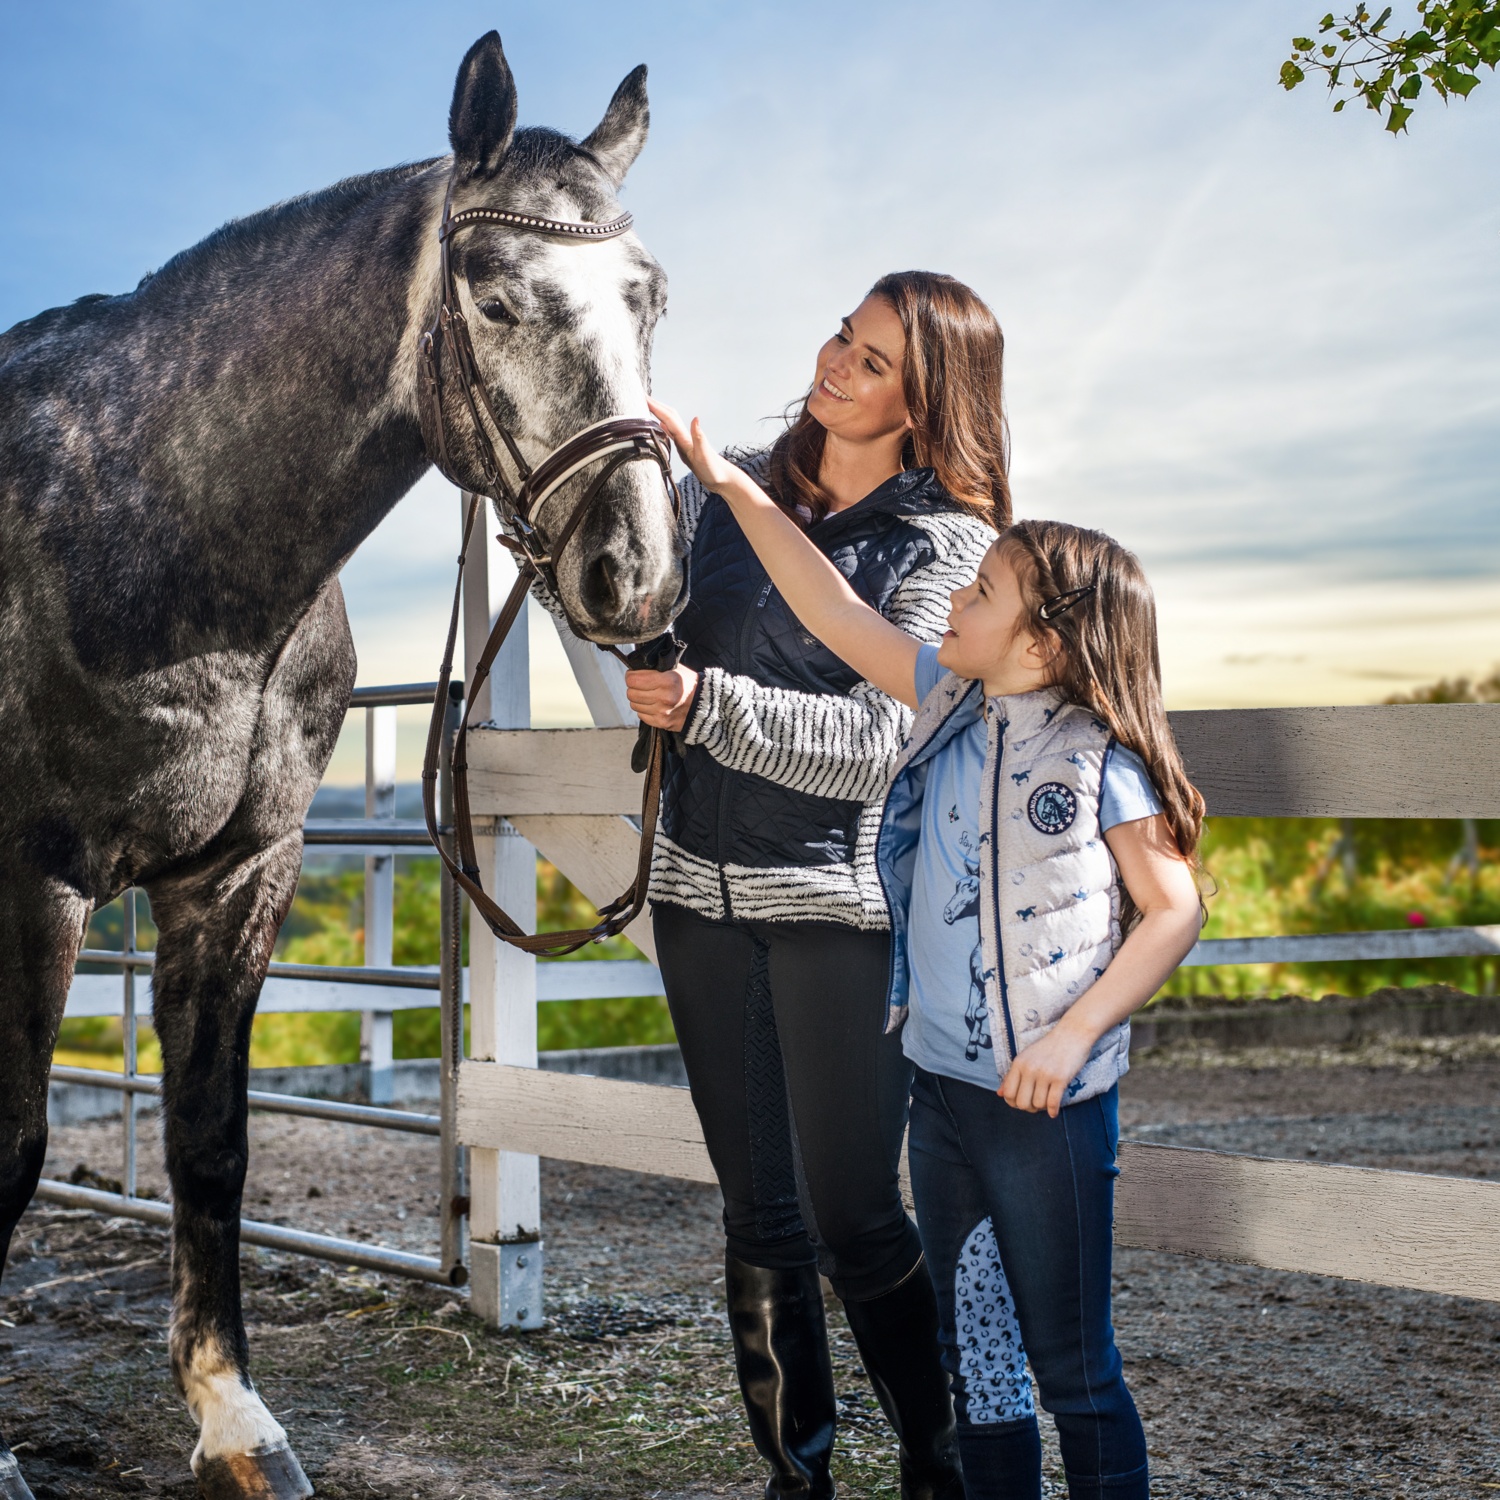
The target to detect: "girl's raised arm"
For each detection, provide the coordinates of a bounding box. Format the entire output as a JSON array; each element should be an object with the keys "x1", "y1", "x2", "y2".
[{"x1": 650, "y1": 399, "x2": 923, "y2": 710}]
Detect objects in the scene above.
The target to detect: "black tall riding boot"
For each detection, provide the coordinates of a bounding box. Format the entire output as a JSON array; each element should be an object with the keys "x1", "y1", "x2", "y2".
[
  {"x1": 726, "y1": 1254, "x2": 839, "y2": 1499},
  {"x1": 842, "y1": 1257, "x2": 966, "y2": 1500}
]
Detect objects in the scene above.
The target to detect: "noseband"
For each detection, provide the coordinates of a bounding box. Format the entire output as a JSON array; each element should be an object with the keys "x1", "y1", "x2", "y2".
[{"x1": 419, "y1": 193, "x2": 681, "y2": 958}]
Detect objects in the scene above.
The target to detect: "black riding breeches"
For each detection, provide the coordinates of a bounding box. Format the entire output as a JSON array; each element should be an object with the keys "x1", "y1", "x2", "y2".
[{"x1": 652, "y1": 901, "x2": 922, "y2": 1302}]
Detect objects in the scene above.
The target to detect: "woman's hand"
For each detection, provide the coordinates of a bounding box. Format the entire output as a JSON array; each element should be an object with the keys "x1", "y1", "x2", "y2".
[
  {"x1": 998, "y1": 1022, "x2": 1095, "y2": 1118},
  {"x1": 649, "y1": 398, "x2": 739, "y2": 494},
  {"x1": 625, "y1": 663, "x2": 700, "y2": 733}
]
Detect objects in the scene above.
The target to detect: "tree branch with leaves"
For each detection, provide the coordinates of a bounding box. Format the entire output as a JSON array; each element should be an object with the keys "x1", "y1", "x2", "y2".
[{"x1": 1282, "y1": 2, "x2": 1500, "y2": 131}]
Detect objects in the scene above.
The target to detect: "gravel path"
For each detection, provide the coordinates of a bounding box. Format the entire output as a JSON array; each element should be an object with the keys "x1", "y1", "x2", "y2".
[{"x1": 2, "y1": 1046, "x2": 1496, "y2": 1497}]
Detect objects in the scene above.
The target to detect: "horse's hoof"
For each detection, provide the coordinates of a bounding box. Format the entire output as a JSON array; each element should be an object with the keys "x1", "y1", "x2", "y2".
[
  {"x1": 0, "y1": 1448, "x2": 36, "y2": 1500},
  {"x1": 196, "y1": 1443, "x2": 313, "y2": 1499}
]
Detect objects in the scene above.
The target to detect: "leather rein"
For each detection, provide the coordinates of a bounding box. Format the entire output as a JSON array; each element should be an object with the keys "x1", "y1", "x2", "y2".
[{"x1": 418, "y1": 196, "x2": 679, "y2": 958}]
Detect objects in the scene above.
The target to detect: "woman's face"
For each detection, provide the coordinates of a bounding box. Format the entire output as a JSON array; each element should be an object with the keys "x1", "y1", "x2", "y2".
[{"x1": 806, "y1": 294, "x2": 912, "y2": 445}]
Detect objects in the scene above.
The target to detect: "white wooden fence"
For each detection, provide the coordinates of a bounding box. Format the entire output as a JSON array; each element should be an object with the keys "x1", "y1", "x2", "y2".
[{"x1": 454, "y1": 497, "x2": 1500, "y2": 1325}]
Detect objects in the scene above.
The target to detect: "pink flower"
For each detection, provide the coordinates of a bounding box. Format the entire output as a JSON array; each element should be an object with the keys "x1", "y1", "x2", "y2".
[{"x1": 1406, "y1": 911, "x2": 1428, "y2": 927}]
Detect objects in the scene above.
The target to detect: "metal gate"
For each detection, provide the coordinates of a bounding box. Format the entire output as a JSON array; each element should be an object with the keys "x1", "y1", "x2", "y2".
[{"x1": 37, "y1": 681, "x2": 471, "y2": 1286}]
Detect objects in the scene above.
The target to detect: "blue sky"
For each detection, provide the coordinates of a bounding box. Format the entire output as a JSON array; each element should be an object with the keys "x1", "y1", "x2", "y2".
[{"x1": 3, "y1": 2, "x2": 1498, "y2": 775}]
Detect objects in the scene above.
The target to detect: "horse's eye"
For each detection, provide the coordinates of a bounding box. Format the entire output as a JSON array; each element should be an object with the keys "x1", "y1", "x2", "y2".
[{"x1": 478, "y1": 298, "x2": 518, "y2": 326}]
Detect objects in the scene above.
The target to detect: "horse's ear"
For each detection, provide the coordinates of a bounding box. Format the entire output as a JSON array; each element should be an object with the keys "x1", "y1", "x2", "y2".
[
  {"x1": 449, "y1": 31, "x2": 518, "y2": 179},
  {"x1": 582, "y1": 65, "x2": 649, "y2": 187}
]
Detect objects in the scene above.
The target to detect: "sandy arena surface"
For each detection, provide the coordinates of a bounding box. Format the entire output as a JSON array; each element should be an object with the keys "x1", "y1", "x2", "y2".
[{"x1": 2, "y1": 1044, "x2": 1497, "y2": 1498}]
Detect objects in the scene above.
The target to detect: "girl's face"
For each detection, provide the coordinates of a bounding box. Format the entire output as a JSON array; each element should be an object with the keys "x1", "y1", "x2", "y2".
[
  {"x1": 938, "y1": 544, "x2": 1057, "y2": 696},
  {"x1": 806, "y1": 295, "x2": 912, "y2": 445}
]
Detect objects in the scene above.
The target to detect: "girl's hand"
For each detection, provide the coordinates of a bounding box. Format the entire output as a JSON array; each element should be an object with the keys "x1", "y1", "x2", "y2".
[
  {"x1": 625, "y1": 664, "x2": 700, "y2": 732},
  {"x1": 649, "y1": 398, "x2": 739, "y2": 494},
  {"x1": 998, "y1": 1023, "x2": 1095, "y2": 1118}
]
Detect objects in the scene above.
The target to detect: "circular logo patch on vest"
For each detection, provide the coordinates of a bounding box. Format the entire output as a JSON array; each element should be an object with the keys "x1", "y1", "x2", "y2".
[{"x1": 1027, "y1": 782, "x2": 1077, "y2": 835}]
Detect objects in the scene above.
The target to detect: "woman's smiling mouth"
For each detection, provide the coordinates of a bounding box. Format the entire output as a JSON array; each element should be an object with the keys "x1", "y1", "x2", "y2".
[{"x1": 818, "y1": 376, "x2": 853, "y2": 403}]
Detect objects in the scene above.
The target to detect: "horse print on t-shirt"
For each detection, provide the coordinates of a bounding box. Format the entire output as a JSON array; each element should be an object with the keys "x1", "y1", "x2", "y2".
[{"x1": 942, "y1": 829, "x2": 992, "y2": 1062}]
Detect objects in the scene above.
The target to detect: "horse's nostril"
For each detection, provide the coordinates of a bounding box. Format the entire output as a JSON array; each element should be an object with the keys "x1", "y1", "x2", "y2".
[{"x1": 583, "y1": 556, "x2": 622, "y2": 617}]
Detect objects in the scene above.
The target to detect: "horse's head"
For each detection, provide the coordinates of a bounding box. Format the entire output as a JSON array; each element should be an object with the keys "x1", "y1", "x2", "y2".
[{"x1": 423, "y1": 33, "x2": 681, "y2": 644}]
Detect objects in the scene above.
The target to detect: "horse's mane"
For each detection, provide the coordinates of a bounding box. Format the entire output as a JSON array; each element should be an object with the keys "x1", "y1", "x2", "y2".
[
  {"x1": 1, "y1": 127, "x2": 603, "y2": 362},
  {"x1": 137, "y1": 157, "x2": 445, "y2": 300},
  {"x1": 142, "y1": 127, "x2": 590, "y2": 299}
]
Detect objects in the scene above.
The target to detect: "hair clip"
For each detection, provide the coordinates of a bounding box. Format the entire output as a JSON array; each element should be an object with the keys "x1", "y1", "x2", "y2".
[{"x1": 1038, "y1": 583, "x2": 1096, "y2": 621}]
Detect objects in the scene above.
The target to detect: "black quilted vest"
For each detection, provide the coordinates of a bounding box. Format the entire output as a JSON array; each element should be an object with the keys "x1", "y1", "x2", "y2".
[{"x1": 663, "y1": 466, "x2": 967, "y2": 915}]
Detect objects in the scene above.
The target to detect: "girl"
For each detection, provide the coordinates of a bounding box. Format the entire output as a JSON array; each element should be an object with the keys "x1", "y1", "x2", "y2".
[
  {"x1": 643, "y1": 398, "x2": 1205, "y2": 1500},
  {"x1": 624, "y1": 273, "x2": 1002, "y2": 1500}
]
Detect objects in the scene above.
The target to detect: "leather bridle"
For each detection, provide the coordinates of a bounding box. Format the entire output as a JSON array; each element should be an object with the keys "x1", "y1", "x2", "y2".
[{"x1": 418, "y1": 192, "x2": 681, "y2": 957}]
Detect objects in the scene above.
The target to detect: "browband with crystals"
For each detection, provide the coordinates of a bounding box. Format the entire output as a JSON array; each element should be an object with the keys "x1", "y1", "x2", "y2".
[{"x1": 440, "y1": 207, "x2": 635, "y2": 241}]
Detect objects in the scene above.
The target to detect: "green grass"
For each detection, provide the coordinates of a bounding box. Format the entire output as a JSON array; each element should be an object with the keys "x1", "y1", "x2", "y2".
[{"x1": 1163, "y1": 816, "x2": 1500, "y2": 1000}]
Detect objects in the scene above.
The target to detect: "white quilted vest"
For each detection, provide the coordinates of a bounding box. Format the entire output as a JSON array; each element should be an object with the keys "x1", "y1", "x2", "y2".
[{"x1": 890, "y1": 676, "x2": 1129, "y2": 1101}]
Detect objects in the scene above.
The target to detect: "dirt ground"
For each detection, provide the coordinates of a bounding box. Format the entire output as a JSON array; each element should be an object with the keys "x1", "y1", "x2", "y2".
[{"x1": 4, "y1": 1039, "x2": 1498, "y2": 1498}]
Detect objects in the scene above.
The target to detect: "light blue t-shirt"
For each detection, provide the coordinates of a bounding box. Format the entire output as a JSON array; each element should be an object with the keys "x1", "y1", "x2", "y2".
[{"x1": 901, "y1": 644, "x2": 1163, "y2": 1089}]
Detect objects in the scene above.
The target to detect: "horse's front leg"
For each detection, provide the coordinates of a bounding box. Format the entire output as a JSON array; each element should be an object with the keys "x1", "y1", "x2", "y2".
[{"x1": 147, "y1": 836, "x2": 313, "y2": 1500}]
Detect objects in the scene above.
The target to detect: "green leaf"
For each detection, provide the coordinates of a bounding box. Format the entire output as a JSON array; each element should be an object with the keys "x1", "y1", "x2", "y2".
[
  {"x1": 1407, "y1": 28, "x2": 1436, "y2": 52},
  {"x1": 1293, "y1": 34, "x2": 1315, "y2": 49},
  {"x1": 1385, "y1": 101, "x2": 1415, "y2": 130},
  {"x1": 1322, "y1": 42, "x2": 1339, "y2": 55},
  {"x1": 1319, "y1": 11, "x2": 1336, "y2": 27},
  {"x1": 1373, "y1": 5, "x2": 1394, "y2": 33},
  {"x1": 1280, "y1": 59, "x2": 1307, "y2": 88},
  {"x1": 1398, "y1": 72, "x2": 1424, "y2": 95},
  {"x1": 1333, "y1": 96, "x2": 1348, "y2": 109},
  {"x1": 1448, "y1": 68, "x2": 1483, "y2": 91}
]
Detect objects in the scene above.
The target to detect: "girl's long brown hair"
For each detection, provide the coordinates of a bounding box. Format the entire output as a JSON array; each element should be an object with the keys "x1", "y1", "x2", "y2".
[
  {"x1": 999, "y1": 520, "x2": 1207, "y2": 922},
  {"x1": 767, "y1": 271, "x2": 1011, "y2": 529}
]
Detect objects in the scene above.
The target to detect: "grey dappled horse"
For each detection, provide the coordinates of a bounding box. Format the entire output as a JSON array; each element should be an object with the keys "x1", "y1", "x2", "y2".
[{"x1": 0, "y1": 32, "x2": 676, "y2": 1499}]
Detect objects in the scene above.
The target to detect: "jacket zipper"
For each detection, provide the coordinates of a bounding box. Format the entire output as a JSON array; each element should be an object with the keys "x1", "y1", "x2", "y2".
[
  {"x1": 715, "y1": 571, "x2": 776, "y2": 920},
  {"x1": 990, "y1": 713, "x2": 1019, "y2": 1062},
  {"x1": 876, "y1": 680, "x2": 979, "y2": 1022}
]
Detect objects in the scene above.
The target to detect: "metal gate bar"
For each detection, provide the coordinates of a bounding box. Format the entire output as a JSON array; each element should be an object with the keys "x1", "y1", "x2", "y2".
[
  {"x1": 32, "y1": 1178, "x2": 455, "y2": 1284},
  {"x1": 48, "y1": 1065, "x2": 442, "y2": 1135},
  {"x1": 75, "y1": 950, "x2": 442, "y2": 990}
]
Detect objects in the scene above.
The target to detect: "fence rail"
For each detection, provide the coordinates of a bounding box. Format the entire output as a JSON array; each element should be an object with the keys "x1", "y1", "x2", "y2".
[{"x1": 453, "y1": 1060, "x2": 1500, "y2": 1303}]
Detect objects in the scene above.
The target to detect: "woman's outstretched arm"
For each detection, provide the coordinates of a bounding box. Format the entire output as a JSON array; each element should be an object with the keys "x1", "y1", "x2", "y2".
[{"x1": 649, "y1": 399, "x2": 924, "y2": 710}]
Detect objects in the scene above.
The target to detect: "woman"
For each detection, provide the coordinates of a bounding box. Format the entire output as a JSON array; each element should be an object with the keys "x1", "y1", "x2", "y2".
[{"x1": 627, "y1": 271, "x2": 1006, "y2": 1500}]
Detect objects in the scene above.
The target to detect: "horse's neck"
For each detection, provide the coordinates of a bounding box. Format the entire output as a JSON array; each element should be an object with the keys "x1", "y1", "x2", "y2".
[{"x1": 139, "y1": 161, "x2": 445, "y2": 631}]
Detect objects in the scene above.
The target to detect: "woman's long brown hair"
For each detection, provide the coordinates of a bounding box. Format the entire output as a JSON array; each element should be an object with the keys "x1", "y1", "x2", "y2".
[
  {"x1": 766, "y1": 271, "x2": 1011, "y2": 529},
  {"x1": 999, "y1": 520, "x2": 1207, "y2": 925}
]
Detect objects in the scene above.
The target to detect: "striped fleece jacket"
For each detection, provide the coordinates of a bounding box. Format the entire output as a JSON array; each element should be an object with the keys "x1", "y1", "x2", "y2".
[{"x1": 649, "y1": 452, "x2": 995, "y2": 929}]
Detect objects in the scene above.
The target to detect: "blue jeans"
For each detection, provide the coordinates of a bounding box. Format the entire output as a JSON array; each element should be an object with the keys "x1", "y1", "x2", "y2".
[{"x1": 908, "y1": 1067, "x2": 1149, "y2": 1500}]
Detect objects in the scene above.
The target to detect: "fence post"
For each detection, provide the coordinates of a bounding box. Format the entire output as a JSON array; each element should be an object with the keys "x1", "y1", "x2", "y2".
[
  {"x1": 460, "y1": 492, "x2": 543, "y2": 1328},
  {"x1": 361, "y1": 704, "x2": 397, "y2": 1104}
]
